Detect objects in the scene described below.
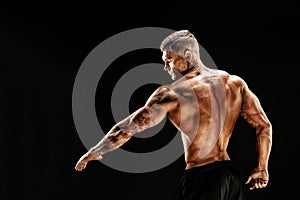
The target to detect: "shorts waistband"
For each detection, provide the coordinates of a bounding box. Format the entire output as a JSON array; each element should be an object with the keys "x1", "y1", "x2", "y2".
[{"x1": 184, "y1": 160, "x2": 234, "y2": 173}]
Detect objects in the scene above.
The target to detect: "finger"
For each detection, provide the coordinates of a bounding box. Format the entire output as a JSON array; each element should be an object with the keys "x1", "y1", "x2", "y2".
[
  {"x1": 257, "y1": 182, "x2": 263, "y2": 188},
  {"x1": 245, "y1": 176, "x2": 252, "y2": 184},
  {"x1": 254, "y1": 182, "x2": 259, "y2": 189},
  {"x1": 75, "y1": 165, "x2": 82, "y2": 171},
  {"x1": 256, "y1": 179, "x2": 262, "y2": 188},
  {"x1": 262, "y1": 180, "x2": 267, "y2": 185},
  {"x1": 259, "y1": 179, "x2": 266, "y2": 188},
  {"x1": 75, "y1": 166, "x2": 80, "y2": 171},
  {"x1": 249, "y1": 180, "x2": 256, "y2": 190},
  {"x1": 249, "y1": 180, "x2": 258, "y2": 190},
  {"x1": 260, "y1": 180, "x2": 268, "y2": 188},
  {"x1": 75, "y1": 162, "x2": 86, "y2": 171}
]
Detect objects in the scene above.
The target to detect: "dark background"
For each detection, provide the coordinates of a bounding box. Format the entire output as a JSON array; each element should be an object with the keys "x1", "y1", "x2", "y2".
[{"x1": 1, "y1": 2, "x2": 299, "y2": 200}]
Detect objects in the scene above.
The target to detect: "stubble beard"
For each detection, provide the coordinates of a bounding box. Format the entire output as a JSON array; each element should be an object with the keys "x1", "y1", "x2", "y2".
[{"x1": 164, "y1": 67, "x2": 177, "y2": 80}]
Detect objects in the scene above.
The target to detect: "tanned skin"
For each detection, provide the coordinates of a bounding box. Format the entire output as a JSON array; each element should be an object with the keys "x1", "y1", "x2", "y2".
[{"x1": 75, "y1": 51, "x2": 272, "y2": 191}]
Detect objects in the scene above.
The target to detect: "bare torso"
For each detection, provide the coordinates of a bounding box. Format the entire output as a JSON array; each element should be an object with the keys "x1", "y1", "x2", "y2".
[
  {"x1": 75, "y1": 32, "x2": 272, "y2": 191},
  {"x1": 165, "y1": 68, "x2": 244, "y2": 169}
]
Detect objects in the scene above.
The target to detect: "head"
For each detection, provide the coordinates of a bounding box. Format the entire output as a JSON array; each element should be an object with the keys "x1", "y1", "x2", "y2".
[{"x1": 160, "y1": 30, "x2": 201, "y2": 80}]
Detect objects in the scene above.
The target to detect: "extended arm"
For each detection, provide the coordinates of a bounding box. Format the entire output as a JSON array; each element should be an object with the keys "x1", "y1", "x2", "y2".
[
  {"x1": 75, "y1": 86, "x2": 172, "y2": 171},
  {"x1": 240, "y1": 81, "x2": 272, "y2": 190}
]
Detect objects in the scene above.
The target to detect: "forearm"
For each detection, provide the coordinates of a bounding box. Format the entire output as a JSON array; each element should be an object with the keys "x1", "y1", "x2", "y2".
[
  {"x1": 88, "y1": 125, "x2": 132, "y2": 159},
  {"x1": 75, "y1": 88, "x2": 170, "y2": 171},
  {"x1": 86, "y1": 108, "x2": 152, "y2": 159},
  {"x1": 256, "y1": 125, "x2": 272, "y2": 170},
  {"x1": 86, "y1": 104, "x2": 166, "y2": 160}
]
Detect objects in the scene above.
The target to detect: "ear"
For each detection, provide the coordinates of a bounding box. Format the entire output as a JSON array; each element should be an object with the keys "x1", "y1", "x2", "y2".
[{"x1": 184, "y1": 50, "x2": 192, "y2": 62}]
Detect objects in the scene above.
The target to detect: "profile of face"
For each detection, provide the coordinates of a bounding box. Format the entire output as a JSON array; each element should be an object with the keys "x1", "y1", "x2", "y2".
[{"x1": 162, "y1": 51, "x2": 189, "y2": 80}]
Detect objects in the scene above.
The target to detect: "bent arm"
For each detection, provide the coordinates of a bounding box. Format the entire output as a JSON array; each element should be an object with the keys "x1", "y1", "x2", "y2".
[{"x1": 240, "y1": 85, "x2": 272, "y2": 171}]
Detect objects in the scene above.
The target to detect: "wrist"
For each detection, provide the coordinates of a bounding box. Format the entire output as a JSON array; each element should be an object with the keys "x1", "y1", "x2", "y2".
[
  {"x1": 257, "y1": 164, "x2": 267, "y2": 171},
  {"x1": 255, "y1": 168, "x2": 267, "y2": 172}
]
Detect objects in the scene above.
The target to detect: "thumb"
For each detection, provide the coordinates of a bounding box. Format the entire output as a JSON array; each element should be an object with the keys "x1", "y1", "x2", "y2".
[{"x1": 245, "y1": 176, "x2": 252, "y2": 184}]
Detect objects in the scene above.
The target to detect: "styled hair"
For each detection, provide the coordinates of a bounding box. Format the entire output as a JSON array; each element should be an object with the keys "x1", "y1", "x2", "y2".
[{"x1": 160, "y1": 30, "x2": 200, "y2": 60}]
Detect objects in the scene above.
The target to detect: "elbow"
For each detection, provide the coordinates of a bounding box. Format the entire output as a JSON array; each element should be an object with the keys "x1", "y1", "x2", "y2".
[
  {"x1": 265, "y1": 121, "x2": 272, "y2": 137},
  {"x1": 256, "y1": 121, "x2": 272, "y2": 140}
]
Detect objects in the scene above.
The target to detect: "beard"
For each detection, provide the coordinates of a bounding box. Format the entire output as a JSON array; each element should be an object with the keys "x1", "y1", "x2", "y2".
[
  {"x1": 164, "y1": 66, "x2": 178, "y2": 80},
  {"x1": 169, "y1": 69, "x2": 177, "y2": 80}
]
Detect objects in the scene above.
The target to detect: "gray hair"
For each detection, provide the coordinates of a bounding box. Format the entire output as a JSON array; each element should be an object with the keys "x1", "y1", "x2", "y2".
[{"x1": 160, "y1": 30, "x2": 200, "y2": 60}]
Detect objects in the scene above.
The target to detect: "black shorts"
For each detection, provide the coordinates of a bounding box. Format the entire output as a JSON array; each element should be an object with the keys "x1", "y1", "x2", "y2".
[{"x1": 179, "y1": 160, "x2": 246, "y2": 200}]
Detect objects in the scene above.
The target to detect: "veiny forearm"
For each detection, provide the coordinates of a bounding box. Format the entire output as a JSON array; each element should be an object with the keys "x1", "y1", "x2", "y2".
[
  {"x1": 256, "y1": 124, "x2": 272, "y2": 170},
  {"x1": 88, "y1": 106, "x2": 159, "y2": 159},
  {"x1": 88, "y1": 125, "x2": 132, "y2": 159},
  {"x1": 240, "y1": 84, "x2": 273, "y2": 170},
  {"x1": 75, "y1": 86, "x2": 170, "y2": 171},
  {"x1": 241, "y1": 112, "x2": 272, "y2": 170}
]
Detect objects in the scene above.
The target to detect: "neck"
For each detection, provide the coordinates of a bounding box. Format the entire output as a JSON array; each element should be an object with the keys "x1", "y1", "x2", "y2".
[
  {"x1": 193, "y1": 60, "x2": 211, "y2": 74},
  {"x1": 181, "y1": 60, "x2": 211, "y2": 77},
  {"x1": 181, "y1": 66, "x2": 195, "y2": 76}
]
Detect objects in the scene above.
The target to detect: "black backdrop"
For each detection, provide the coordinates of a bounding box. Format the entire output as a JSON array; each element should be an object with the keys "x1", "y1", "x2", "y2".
[{"x1": 1, "y1": 2, "x2": 299, "y2": 200}]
